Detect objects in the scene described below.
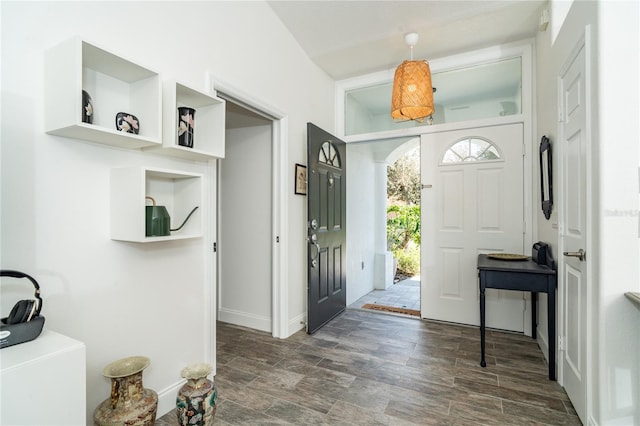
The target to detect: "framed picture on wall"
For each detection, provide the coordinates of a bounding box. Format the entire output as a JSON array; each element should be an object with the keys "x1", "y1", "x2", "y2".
[{"x1": 295, "y1": 163, "x2": 307, "y2": 195}]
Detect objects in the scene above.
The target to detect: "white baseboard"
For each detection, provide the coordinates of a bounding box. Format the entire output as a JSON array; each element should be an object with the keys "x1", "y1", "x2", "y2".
[
  {"x1": 537, "y1": 326, "x2": 550, "y2": 362},
  {"x1": 587, "y1": 415, "x2": 598, "y2": 426},
  {"x1": 217, "y1": 308, "x2": 305, "y2": 338},
  {"x1": 155, "y1": 379, "x2": 185, "y2": 419},
  {"x1": 218, "y1": 307, "x2": 271, "y2": 332},
  {"x1": 287, "y1": 312, "x2": 306, "y2": 337}
]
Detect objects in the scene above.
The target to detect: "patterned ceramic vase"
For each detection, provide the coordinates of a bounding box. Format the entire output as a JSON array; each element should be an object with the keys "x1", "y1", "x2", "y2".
[
  {"x1": 176, "y1": 363, "x2": 217, "y2": 425},
  {"x1": 115, "y1": 112, "x2": 140, "y2": 134},
  {"x1": 93, "y1": 356, "x2": 158, "y2": 426},
  {"x1": 177, "y1": 107, "x2": 195, "y2": 148}
]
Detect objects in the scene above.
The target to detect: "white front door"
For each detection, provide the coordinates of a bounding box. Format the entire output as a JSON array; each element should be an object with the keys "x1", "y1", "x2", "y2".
[
  {"x1": 421, "y1": 124, "x2": 525, "y2": 331},
  {"x1": 559, "y1": 43, "x2": 588, "y2": 423}
]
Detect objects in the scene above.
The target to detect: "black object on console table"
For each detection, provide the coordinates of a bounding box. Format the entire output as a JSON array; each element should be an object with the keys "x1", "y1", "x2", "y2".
[{"x1": 477, "y1": 252, "x2": 557, "y2": 380}]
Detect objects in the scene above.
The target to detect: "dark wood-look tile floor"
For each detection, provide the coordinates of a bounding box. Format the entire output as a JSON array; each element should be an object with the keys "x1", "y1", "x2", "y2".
[{"x1": 157, "y1": 309, "x2": 581, "y2": 425}]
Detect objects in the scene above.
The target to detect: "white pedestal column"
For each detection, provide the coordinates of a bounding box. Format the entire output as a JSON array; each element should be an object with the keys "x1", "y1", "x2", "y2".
[
  {"x1": 373, "y1": 161, "x2": 395, "y2": 290},
  {"x1": 374, "y1": 251, "x2": 395, "y2": 290}
]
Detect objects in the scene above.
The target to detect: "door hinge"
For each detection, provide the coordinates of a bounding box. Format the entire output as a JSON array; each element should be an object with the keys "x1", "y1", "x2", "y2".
[
  {"x1": 559, "y1": 336, "x2": 566, "y2": 351},
  {"x1": 213, "y1": 242, "x2": 217, "y2": 252}
]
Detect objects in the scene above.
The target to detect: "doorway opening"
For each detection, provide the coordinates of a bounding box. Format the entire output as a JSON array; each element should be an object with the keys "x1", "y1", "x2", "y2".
[
  {"x1": 217, "y1": 99, "x2": 273, "y2": 332},
  {"x1": 348, "y1": 123, "x2": 528, "y2": 328},
  {"x1": 350, "y1": 140, "x2": 421, "y2": 318},
  {"x1": 387, "y1": 145, "x2": 422, "y2": 287},
  {"x1": 215, "y1": 86, "x2": 288, "y2": 338}
]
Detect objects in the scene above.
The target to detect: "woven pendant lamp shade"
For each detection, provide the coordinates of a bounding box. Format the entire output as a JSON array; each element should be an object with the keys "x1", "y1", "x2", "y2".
[{"x1": 391, "y1": 60, "x2": 434, "y2": 122}]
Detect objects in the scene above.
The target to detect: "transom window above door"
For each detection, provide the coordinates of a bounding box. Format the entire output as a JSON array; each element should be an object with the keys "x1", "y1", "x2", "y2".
[
  {"x1": 441, "y1": 138, "x2": 501, "y2": 164},
  {"x1": 343, "y1": 56, "x2": 523, "y2": 136}
]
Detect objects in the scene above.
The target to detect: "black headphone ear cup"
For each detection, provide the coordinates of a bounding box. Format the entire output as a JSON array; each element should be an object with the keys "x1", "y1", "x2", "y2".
[{"x1": 6, "y1": 300, "x2": 35, "y2": 324}]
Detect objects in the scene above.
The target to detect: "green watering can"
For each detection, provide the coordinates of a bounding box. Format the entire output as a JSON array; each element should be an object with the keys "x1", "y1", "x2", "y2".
[{"x1": 145, "y1": 196, "x2": 199, "y2": 237}]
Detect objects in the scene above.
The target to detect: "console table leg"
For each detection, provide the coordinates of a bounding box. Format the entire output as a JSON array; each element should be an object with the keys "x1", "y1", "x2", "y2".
[
  {"x1": 548, "y1": 280, "x2": 556, "y2": 380},
  {"x1": 480, "y1": 279, "x2": 487, "y2": 368},
  {"x1": 532, "y1": 291, "x2": 537, "y2": 339}
]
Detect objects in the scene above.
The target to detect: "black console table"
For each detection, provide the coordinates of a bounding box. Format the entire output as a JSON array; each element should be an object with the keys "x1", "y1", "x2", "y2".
[{"x1": 477, "y1": 254, "x2": 557, "y2": 380}]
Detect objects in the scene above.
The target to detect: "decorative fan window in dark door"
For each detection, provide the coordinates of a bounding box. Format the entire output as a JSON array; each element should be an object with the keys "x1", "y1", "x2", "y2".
[{"x1": 319, "y1": 141, "x2": 341, "y2": 167}]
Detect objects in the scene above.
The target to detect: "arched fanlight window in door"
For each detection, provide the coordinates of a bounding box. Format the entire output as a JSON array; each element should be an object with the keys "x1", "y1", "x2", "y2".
[
  {"x1": 318, "y1": 141, "x2": 341, "y2": 168},
  {"x1": 441, "y1": 137, "x2": 502, "y2": 164}
]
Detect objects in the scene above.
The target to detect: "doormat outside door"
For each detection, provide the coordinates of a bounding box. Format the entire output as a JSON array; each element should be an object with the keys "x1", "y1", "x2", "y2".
[{"x1": 361, "y1": 303, "x2": 420, "y2": 317}]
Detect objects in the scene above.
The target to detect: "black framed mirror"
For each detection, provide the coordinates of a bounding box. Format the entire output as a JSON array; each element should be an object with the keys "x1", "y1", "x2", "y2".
[{"x1": 539, "y1": 135, "x2": 553, "y2": 219}]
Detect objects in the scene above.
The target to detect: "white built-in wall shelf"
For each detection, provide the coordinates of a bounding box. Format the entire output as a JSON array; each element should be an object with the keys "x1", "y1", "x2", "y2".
[
  {"x1": 111, "y1": 167, "x2": 203, "y2": 243},
  {"x1": 144, "y1": 80, "x2": 225, "y2": 160},
  {"x1": 44, "y1": 37, "x2": 162, "y2": 149}
]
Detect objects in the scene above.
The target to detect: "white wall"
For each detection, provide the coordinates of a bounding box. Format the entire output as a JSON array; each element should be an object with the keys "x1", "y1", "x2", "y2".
[
  {"x1": 596, "y1": 1, "x2": 639, "y2": 424},
  {"x1": 0, "y1": 1, "x2": 334, "y2": 422},
  {"x1": 535, "y1": 1, "x2": 640, "y2": 424},
  {"x1": 345, "y1": 96, "x2": 374, "y2": 135},
  {"x1": 535, "y1": 0, "x2": 599, "y2": 373},
  {"x1": 441, "y1": 95, "x2": 520, "y2": 123},
  {"x1": 345, "y1": 145, "x2": 377, "y2": 305},
  {"x1": 533, "y1": 0, "x2": 568, "y2": 364}
]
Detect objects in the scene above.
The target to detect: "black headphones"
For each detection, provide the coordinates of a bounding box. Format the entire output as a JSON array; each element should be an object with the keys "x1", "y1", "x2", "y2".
[{"x1": 1, "y1": 269, "x2": 43, "y2": 324}]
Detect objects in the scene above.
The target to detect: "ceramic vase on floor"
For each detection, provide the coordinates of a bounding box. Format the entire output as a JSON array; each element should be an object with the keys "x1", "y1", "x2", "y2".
[
  {"x1": 93, "y1": 356, "x2": 158, "y2": 426},
  {"x1": 176, "y1": 363, "x2": 217, "y2": 425}
]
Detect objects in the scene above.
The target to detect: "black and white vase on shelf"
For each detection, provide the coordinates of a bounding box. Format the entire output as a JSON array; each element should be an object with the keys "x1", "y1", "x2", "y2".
[
  {"x1": 82, "y1": 90, "x2": 93, "y2": 124},
  {"x1": 115, "y1": 112, "x2": 140, "y2": 134},
  {"x1": 177, "y1": 107, "x2": 195, "y2": 148}
]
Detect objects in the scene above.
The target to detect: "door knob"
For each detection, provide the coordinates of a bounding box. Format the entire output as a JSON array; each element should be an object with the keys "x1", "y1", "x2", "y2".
[
  {"x1": 563, "y1": 248, "x2": 586, "y2": 261},
  {"x1": 309, "y1": 242, "x2": 320, "y2": 268},
  {"x1": 308, "y1": 234, "x2": 320, "y2": 268}
]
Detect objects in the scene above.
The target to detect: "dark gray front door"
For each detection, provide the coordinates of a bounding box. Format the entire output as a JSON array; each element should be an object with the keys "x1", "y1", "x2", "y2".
[{"x1": 307, "y1": 123, "x2": 347, "y2": 334}]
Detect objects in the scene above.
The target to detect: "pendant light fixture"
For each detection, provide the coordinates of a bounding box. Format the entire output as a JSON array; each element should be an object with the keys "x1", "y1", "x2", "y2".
[{"x1": 391, "y1": 32, "x2": 434, "y2": 123}]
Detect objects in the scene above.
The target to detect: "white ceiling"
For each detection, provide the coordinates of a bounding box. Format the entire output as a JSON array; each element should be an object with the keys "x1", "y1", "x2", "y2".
[{"x1": 267, "y1": 0, "x2": 545, "y2": 80}]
